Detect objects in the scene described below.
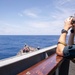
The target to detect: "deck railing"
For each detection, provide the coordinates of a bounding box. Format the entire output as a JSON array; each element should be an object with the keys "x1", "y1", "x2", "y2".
[{"x1": 0, "y1": 45, "x2": 70, "y2": 75}]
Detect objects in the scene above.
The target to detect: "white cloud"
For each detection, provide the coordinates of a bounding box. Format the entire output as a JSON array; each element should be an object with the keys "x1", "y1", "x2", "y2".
[
  {"x1": 1, "y1": 0, "x2": 75, "y2": 35},
  {"x1": 56, "y1": 6, "x2": 75, "y2": 19},
  {"x1": 55, "y1": 0, "x2": 74, "y2": 6},
  {"x1": 0, "y1": 21, "x2": 24, "y2": 35},
  {"x1": 18, "y1": 13, "x2": 23, "y2": 17},
  {"x1": 23, "y1": 20, "x2": 63, "y2": 35},
  {"x1": 23, "y1": 10, "x2": 38, "y2": 18},
  {"x1": 18, "y1": 8, "x2": 41, "y2": 18},
  {"x1": 26, "y1": 21, "x2": 50, "y2": 28},
  {"x1": 48, "y1": 0, "x2": 75, "y2": 22}
]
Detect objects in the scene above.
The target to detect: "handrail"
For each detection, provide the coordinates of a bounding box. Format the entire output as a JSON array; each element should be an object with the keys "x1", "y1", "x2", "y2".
[
  {"x1": 18, "y1": 54, "x2": 70, "y2": 75},
  {"x1": 18, "y1": 53, "x2": 63, "y2": 75}
]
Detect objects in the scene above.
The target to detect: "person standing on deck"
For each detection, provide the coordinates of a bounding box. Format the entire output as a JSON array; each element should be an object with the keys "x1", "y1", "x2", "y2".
[{"x1": 56, "y1": 16, "x2": 75, "y2": 61}]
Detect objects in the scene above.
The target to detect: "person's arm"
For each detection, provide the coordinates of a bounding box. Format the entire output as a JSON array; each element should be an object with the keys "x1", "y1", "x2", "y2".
[
  {"x1": 56, "y1": 17, "x2": 73, "y2": 56},
  {"x1": 56, "y1": 33, "x2": 67, "y2": 56}
]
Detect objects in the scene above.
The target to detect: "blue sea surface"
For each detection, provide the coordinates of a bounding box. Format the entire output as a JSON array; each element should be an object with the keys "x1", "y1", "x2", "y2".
[{"x1": 0, "y1": 35, "x2": 59, "y2": 60}]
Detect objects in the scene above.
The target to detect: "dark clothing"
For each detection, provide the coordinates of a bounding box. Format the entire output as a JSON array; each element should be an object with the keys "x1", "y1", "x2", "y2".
[{"x1": 63, "y1": 45, "x2": 75, "y2": 59}]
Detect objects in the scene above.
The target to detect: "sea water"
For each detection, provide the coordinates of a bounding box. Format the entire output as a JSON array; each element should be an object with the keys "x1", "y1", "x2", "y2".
[{"x1": 0, "y1": 35, "x2": 59, "y2": 59}]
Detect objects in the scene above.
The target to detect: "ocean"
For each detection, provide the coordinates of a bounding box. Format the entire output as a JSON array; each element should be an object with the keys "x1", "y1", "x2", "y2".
[{"x1": 0, "y1": 35, "x2": 59, "y2": 60}]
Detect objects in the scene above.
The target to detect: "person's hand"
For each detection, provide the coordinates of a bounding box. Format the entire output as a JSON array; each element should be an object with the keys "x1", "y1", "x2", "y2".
[
  {"x1": 72, "y1": 26, "x2": 75, "y2": 30},
  {"x1": 64, "y1": 17, "x2": 73, "y2": 31}
]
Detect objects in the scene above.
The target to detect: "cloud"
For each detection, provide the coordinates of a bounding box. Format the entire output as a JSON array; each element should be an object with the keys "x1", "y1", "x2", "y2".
[
  {"x1": 1, "y1": 0, "x2": 75, "y2": 35},
  {"x1": 18, "y1": 4, "x2": 75, "y2": 35},
  {"x1": 56, "y1": 6, "x2": 75, "y2": 18},
  {"x1": 47, "y1": 0, "x2": 75, "y2": 22},
  {"x1": 23, "y1": 10, "x2": 38, "y2": 18},
  {"x1": 18, "y1": 13, "x2": 23, "y2": 17},
  {"x1": 55, "y1": 0, "x2": 74, "y2": 6},
  {"x1": 26, "y1": 21, "x2": 50, "y2": 28},
  {"x1": 0, "y1": 21, "x2": 24, "y2": 35},
  {"x1": 23, "y1": 20, "x2": 63, "y2": 35},
  {"x1": 18, "y1": 8, "x2": 41, "y2": 18}
]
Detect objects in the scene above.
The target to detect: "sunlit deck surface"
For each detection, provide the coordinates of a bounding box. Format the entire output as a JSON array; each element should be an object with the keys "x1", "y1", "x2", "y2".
[{"x1": 69, "y1": 61, "x2": 75, "y2": 75}]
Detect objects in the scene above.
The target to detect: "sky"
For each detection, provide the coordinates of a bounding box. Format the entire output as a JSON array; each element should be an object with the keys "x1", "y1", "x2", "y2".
[{"x1": 0, "y1": 0, "x2": 75, "y2": 35}]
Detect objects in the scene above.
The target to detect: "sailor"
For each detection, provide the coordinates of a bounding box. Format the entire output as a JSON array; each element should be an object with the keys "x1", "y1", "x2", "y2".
[
  {"x1": 37, "y1": 46, "x2": 40, "y2": 50},
  {"x1": 56, "y1": 16, "x2": 75, "y2": 62},
  {"x1": 23, "y1": 44, "x2": 30, "y2": 53}
]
